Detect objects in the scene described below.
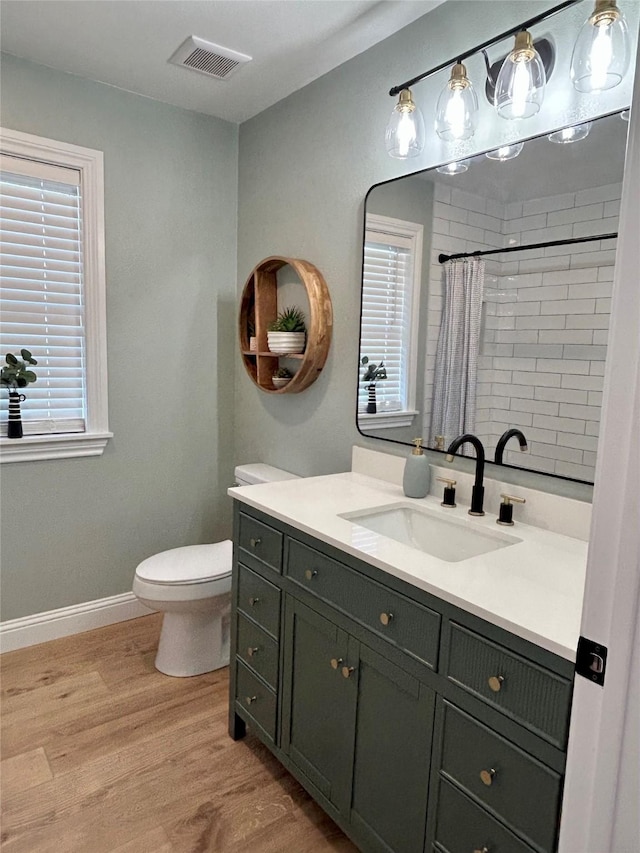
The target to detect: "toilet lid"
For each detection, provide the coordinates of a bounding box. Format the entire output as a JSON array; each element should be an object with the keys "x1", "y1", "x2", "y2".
[{"x1": 135, "y1": 540, "x2": 233, "y2": 584}]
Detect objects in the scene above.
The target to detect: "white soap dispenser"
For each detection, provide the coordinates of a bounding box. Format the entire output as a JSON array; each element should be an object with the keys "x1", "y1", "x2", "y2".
[{"x1": 403, "y1": 438, "x2": 431, "y2": 499}]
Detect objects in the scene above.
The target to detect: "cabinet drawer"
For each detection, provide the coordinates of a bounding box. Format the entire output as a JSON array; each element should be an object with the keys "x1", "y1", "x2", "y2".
[
  {"x1": 447, "y1": 623, "x2": 572, "y2": 747},
  {"x1": 237, "y1": 565, "x2": 281, "y2": 638},
  {"x1": 236, "y1": 661, "x2": 277, "y2": 742},
  {"x1": 440, "y1": 702, "x2": 561, "y2": 853},
  {"x1": 236, "y1": 614, "x2": 279, "y2": 690},
  {"x1": 286, "y1": 539, "x2": 440, "y2": 668},
  {"x1": 238, "y1": 513, "x2": 283, "y2": 573},
  {"x1": 435, "y1": 778, "x2": 533, "y2": 853}
]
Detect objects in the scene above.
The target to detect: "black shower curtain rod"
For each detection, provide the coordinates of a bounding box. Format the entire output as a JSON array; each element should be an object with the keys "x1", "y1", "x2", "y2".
[{"x1": 438, "y1": 232, "x2": 618, "y2": 264}]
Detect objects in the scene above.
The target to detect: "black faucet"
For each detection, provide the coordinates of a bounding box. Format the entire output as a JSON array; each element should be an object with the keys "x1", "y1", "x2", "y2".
[
  {"x1": 494, "y1": 429, "x2": 528, "y2": 465},
  {"x1": 446, "y1": 433, "x2": 486, "y2": 516}
]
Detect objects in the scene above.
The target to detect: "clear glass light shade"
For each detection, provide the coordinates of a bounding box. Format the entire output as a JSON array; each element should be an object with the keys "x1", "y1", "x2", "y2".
[
  {"x1": 385, "y1": 89, "x2": 425, "y2": 159},
  {"x1": 436, "y1": 159, "x2": 470, "y2": 175},
  {"x1": 495, "y1": 31, "x2": 546, "y2": 120},
  {"x1": 485, "y1": 142, "x2": 524, "y2": 161},
  {"x1": 435, "y1": 63, "x2": 479, "y2": 141},
  {"x1": 621, "y1": 109, "x2": 630, "y2": 122},
  {"x1": 570, "y1": 2, "x2": 629, "y2": 93},
  {"x1": 548, "y1": 122, "x2": 592, "y2": 143}
]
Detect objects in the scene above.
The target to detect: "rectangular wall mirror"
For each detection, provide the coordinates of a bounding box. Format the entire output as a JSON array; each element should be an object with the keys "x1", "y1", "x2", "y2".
[{"x1": 357, "y1": 110, "x2": 629, "y2": 484}]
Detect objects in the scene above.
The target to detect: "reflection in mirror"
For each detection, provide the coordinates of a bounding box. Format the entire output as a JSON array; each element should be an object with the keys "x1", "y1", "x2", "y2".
[{"x1": 358, "y1": 112, "x2": 629, "y2": 484}]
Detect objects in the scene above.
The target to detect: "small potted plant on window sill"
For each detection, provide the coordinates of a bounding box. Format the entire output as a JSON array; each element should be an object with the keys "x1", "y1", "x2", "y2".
[
  {"x1": 1, "y1": 349, "x2": 38, "y2": 439},
  {"x1": 361, "y1": 356, "x2": 386, "y2": 414},
  {"x1": 267, "y1": 306, "x2": 306, "y2": 354},
  {"x1": 272, "y1": 367, "x2": 293, "y2": 390}
]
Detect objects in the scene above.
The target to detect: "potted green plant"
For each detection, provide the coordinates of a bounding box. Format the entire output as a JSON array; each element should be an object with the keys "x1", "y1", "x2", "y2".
[
  {"x1": 1, "y1": 349, "x2": 38, "y2": 439},
  {"x1": 272, "y1": 366, "x2": 293, "y2": 389},
  {"x1": 361, "y1": 356, "x2": 386, "y2": 414},
  {"x1": 267, "y1": 306, "x2": 307, "y2": 354}
]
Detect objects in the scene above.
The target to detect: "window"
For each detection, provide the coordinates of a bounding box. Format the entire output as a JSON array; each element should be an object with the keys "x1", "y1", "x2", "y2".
[
  {"x1": 359, "y1": 213, "x2": 422, "y2": 428},
  {"x1": 0, "y1": 128, "x2": 110, "y2": 462}
]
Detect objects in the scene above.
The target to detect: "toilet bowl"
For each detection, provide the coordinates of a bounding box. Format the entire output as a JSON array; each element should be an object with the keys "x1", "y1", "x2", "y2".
[{"x1": 133, "y1": 463, "x2": 299, "y2": 677}]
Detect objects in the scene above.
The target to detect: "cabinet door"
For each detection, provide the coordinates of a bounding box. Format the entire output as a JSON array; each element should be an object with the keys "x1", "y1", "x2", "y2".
[
  {"x1": 282, "y1": 597, "x2": 357, "y2": 815},
  {"x1": 351, "y1": 643, "x2": 435, "y2": 853}
]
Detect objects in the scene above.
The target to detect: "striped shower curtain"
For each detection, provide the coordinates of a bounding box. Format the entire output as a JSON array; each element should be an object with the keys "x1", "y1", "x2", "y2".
[{"x1": 429, "y1": 257, "x2": 485, "y2": 450}]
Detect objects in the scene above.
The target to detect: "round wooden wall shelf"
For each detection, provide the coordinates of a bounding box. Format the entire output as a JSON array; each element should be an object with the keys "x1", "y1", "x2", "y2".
[{"x1": 239, "y1": 256, "x2": 333, "y2": 394}]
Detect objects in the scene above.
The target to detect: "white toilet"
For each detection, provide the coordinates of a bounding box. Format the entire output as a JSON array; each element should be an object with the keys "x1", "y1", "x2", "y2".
[{"x1": 133, "y1": 463, "x2": 299, "y2": 677}]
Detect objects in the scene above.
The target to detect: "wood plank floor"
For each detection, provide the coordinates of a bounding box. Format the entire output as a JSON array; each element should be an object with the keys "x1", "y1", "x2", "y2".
[{"x1": 0, "y1": 614, "x2": 358, "y2": 853}]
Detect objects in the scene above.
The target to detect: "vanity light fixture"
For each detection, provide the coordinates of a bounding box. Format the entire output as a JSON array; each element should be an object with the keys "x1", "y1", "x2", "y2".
[
  {"x1": 485, "y1": 142, "x2": 524, "y2": 161},
  {"x1": 548, "y1": 121, "x2": 593, "y2": 143},
  {"x1": 385, "y1": 88, "x2": 425, "y2": 159},
  {"x1": 494, "y1": 31, "x2": 546, "y2": 120},
  {"x1": 435, "y1": 62, "x2": 479, "y2": 141},
  {"x1": 570, "y1": 0, "x2": 630, "y2": 93},
  {"x1": 436, "y1": 159, "x2": 470, "y2": 175},
  {"x1": 382, "y1": 0, "x2": 631, "y2": 159}
]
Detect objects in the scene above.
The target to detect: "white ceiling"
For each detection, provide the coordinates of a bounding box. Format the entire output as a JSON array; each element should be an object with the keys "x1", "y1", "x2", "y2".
[{"x1": 0, "y1": 0, "x2": 444, "y2": 124}]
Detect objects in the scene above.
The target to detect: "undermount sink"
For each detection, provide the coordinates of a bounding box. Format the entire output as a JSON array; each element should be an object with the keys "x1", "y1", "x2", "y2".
[{"x1": 340, "y1": 503, "x2": 521, "y2": 563}]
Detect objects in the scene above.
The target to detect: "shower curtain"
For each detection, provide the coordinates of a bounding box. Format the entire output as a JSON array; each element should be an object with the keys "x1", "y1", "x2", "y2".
[{"x1": 430, "y1": 257, "x2": 485, "y2": 450}]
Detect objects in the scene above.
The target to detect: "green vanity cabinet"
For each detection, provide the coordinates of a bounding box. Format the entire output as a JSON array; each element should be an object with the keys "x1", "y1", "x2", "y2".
[{"x1": 229, "y1": 504, "x2": 574, "y2": 853}]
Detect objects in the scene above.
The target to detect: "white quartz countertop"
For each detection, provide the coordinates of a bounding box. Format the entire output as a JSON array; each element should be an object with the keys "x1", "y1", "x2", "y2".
[{"x1": 228, "y1": 472, "x2": 588, "y2": 662}]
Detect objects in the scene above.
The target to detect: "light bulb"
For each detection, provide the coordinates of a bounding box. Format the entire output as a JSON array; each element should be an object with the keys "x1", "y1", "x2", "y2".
[
  {"x1": 548, "y1": 122, "x2": 592, "y2": 143},
  {"x1": 495, "y1": 31, "x2": 546, "y2": 120},
  {"x1": 571, "y1": 0, "x2": 629, "y2": 93},
  {"x1": 435, "y1": 62, "x2": 479, "y2": 142},
  {"x1": 385, "y1": 89, "x2": 425, "y2": 159},
  {"x1": 485, "y1": 143, "x2": 524, "y2": 161},
  {"x1": 436, "y1": 159, "x2": 470, "y2": 175}
]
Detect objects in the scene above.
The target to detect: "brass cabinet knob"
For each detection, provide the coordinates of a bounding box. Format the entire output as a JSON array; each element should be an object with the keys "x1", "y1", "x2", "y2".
[
  {"x1": 488, "y1": 675, "x2": 505, "y2": 693},
  {"x1": 248, "y1": 597, "x2": 260, "y2": 607},
  {"x1": 249, "y1": 537, "x2": 261, "y2": 548},
  {"x1": 379, "y1": 612, "x2": 394, "y2": 626},
  {"x1": 245, "y1": 695, "x2": 257, "y2": 705},
  {"x1": 247, "y1": 646, "x2": 259, "y2": 657},
  {"x1": 304, "y1": 569, "x2": 318, "y2": 580},
  {"x1": 330, "y1": 658, "x2": 343, "y2": 670},
  {"x1": 480, "y1": 768, "x2": 496, "y2": 787},
  {"x1": 341, "y1": 666, "x2": 355, "y2": 679}
]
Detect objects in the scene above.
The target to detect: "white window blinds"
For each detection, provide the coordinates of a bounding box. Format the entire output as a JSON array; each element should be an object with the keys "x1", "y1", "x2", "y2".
[
  {"x1": 1, "y1": 154, "x2": 86, "y2": 435},
  {"x1": 360, "y1": 231, "x2": 415, "y2": 413}
]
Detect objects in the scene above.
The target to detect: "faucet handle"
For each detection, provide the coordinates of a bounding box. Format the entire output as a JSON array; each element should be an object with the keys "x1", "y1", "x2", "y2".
[
  {"x1": 497, "y1": 494, "x2": 526, "y2": 526},
  {"x1": 436, "y1": 477, "x2": 457, "y2": 508}
]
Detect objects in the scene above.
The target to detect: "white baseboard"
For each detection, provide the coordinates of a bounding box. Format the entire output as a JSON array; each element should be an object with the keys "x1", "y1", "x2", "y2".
[{"x1": 0, "y1": 592, "x2": 155, "y2": 653}]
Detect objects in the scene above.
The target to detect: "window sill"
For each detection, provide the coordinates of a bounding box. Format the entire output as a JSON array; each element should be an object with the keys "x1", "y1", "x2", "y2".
[
  {"x1": 0, "y1": 431, "x2": 113, "y2": 463},
  {"x1": 358, "y1": 410, "x2": 418, "y2": 429}
]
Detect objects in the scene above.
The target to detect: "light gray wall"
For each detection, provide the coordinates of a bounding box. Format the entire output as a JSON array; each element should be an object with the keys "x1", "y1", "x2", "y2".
[
  {"x1": 0, "y1": 54, "x2": 238, "y2": 620},
  {"x1": 235, "y1": 0, "x2": 637, "y2": 500}
]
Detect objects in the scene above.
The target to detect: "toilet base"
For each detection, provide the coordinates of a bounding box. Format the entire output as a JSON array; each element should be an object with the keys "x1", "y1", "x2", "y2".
[{"x1": 155, "y1": 610, "x2": 230, "y2": 677}]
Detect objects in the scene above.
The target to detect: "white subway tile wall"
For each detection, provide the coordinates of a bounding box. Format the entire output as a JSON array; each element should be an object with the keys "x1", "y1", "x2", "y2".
[{"x1": 423, "y1": 180, "x2": 620, "y2": 481}]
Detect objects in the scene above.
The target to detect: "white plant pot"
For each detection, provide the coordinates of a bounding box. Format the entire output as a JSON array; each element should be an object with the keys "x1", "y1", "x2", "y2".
[
  {"x1": 267, "y1": 331, "x2": 306, "y2": 354},
  {"x1": 272, "y1": 377, "x2": 291, "y2": 389}
]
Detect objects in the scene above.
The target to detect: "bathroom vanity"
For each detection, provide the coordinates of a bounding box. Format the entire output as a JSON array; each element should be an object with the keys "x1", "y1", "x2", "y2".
[{"x1": 227, "y1": 470, "x2": 587, "y2": 853}]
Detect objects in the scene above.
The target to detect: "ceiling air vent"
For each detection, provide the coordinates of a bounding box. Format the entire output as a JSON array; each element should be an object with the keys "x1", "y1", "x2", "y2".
[{"x1": 169, "y1": 36, "x2": 251, "y2": 81}]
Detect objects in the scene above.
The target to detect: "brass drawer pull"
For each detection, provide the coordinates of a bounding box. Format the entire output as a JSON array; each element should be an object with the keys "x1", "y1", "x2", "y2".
[
  {"x1": 248, "y1": 597, "x2": 260, "y2": 607},
  {"x1": 245, "y1": 695, "x2": 257, "y2": 705},
  {"x1": 341, "y1": 666, "x2": 355, "y2": 679},
  {"x1": 480, "y1": 768, "x2": 496, "y2": 787},
  {"x1": 247, "y1": 646, "x2": 259, "y2": 657},
  {"x1": 304, "y1": 569, "x2": 318, "y2": 580},
  {"x1": 249, "y1": 537, "x2": 261, "y2": 548},
  {"x1": 488, "y1": 675, "x2": 505, "y2": 693},
  {"x1": 330, "y1": 658, "x2": 343, "y2": 670},
  {"x1": 379, "y1": 612, "x2": 394, "y2": 626}
]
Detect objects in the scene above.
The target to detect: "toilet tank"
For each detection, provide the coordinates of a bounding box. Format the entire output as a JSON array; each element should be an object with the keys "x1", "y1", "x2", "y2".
[{"x1": 234, "y1": 463, "x2": 300, "y2": 486}]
